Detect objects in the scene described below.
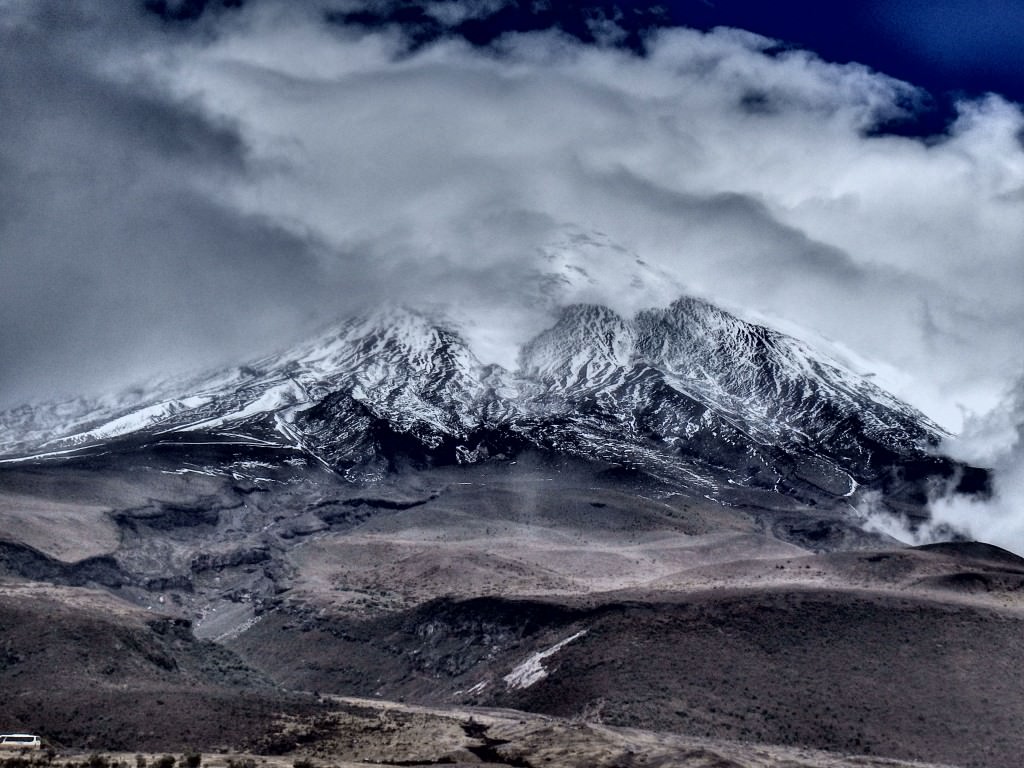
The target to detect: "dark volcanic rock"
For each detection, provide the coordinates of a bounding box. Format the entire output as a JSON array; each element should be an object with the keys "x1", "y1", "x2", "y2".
[
  {"x1": 0, "y1": 541, "x2": 126, "y2": 588},
  {"x1": 229, "y1": 590, "x2": 1024, "y2": 768}
]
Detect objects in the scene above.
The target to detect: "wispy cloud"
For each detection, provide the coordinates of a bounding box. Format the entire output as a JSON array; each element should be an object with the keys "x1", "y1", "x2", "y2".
[{"x1": 929, "y1": 378, "x2": 1024, "y2": 553}]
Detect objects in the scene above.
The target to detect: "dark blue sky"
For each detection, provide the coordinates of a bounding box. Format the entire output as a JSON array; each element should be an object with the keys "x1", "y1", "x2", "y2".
[{"x1": 660, "y1": 0, "x2": 1024, "y2": 128}]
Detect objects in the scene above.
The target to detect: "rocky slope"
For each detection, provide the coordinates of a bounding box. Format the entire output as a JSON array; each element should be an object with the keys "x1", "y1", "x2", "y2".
[{"x1": 0, "y1": 296, "x2": 982, "y2": 518}]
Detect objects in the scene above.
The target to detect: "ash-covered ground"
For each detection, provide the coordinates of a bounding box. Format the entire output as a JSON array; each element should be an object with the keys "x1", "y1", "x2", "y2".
[{"x1": 1, "y1": 451, "x2": 1021, "y2": 767}]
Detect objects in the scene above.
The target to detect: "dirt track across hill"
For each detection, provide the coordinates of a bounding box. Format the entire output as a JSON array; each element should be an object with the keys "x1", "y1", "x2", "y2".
[{"x1": 19, "y1": 696, "x2": 965, "y2": 768}]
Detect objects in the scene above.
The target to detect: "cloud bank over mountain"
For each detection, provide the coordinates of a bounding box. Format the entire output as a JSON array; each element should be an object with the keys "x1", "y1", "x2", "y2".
[
  {"x1": 1, "y1": 0, "x2": 1022, "y2": 443},
  {"x1": 929, "y1": 377, "x2": 1024, "y2": 554}
]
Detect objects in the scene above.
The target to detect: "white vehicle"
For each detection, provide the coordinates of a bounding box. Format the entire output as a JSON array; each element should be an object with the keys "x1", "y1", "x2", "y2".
[{"x1": 0, "y1": 734, "x2": 41, "y2": 750}]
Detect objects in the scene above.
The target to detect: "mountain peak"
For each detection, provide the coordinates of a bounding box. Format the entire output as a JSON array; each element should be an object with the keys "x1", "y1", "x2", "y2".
[
  {"x1": 519, "y1": 304, "x2": 636, "y2": 383},
  {"x1": 0, "y1": 294, "x2": 968, "y2": 520}
]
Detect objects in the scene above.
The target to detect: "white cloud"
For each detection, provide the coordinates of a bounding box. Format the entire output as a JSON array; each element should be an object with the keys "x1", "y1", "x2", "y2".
[
  {"x1": 2, "y1": 1, "x2": 1022, "y2": 450},
  {"x1": 929, "y1": 379, "x2": 1024, "y2": 554}
]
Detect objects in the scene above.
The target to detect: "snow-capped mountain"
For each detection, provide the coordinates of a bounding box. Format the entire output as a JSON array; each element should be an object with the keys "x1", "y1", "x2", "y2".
[{"x1": 0, "y1": 296, "x2": 968, "y2": 509}]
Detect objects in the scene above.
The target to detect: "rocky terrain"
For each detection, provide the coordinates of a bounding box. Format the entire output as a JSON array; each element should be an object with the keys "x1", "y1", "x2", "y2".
[
  {"x1": 0, "y1": 295, "x2": 1011, "y2": 767},
  {"x1": 0, "y1": 702, "x2": 972, "y2": 768}
]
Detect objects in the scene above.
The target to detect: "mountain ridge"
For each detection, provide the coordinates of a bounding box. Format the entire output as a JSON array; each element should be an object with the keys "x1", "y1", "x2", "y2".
[{"x1": 0, "y1": 295, "x2": 980, "y2": 521}]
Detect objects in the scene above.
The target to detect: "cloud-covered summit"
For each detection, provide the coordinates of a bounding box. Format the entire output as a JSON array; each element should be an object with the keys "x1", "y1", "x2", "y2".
[{"x1": 1, "y1": 0, "x2": 1022, "y2": 443}]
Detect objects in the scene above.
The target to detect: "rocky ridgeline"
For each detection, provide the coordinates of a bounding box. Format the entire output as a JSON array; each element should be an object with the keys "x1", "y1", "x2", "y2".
[{"x1": 0, "y1": 297, "x2": 983, "y2": 509}]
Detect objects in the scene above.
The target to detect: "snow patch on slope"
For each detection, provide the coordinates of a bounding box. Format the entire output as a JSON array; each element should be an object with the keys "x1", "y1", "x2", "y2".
[
  {"x1": 181, "y1": 380, "x2": 307, "y2": 432},
  {"x1": 42, "y1": 396, "x2": 213, "y2": 445},
  {"x1": 503, "y1": 629, "x2": 587, "y2": 690}
]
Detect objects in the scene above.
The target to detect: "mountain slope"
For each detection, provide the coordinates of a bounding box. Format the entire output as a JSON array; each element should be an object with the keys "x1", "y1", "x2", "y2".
[{"x1": 0, "y1": 297, "x2": 978, "y2": 514}]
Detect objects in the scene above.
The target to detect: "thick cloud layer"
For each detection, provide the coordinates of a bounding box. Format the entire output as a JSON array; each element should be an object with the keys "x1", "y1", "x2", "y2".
[
  {"x1": 175, "y1": 5, "x2": 1024, "y2": 427},
  {"x1": 2, "y1": 3, "x2": 1022, "y2": 446}
]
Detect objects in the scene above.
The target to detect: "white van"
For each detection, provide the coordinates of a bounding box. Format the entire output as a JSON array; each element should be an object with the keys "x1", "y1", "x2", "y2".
[{"x1": 0, "y1": 734, "x2": 41, "y2": 750}]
